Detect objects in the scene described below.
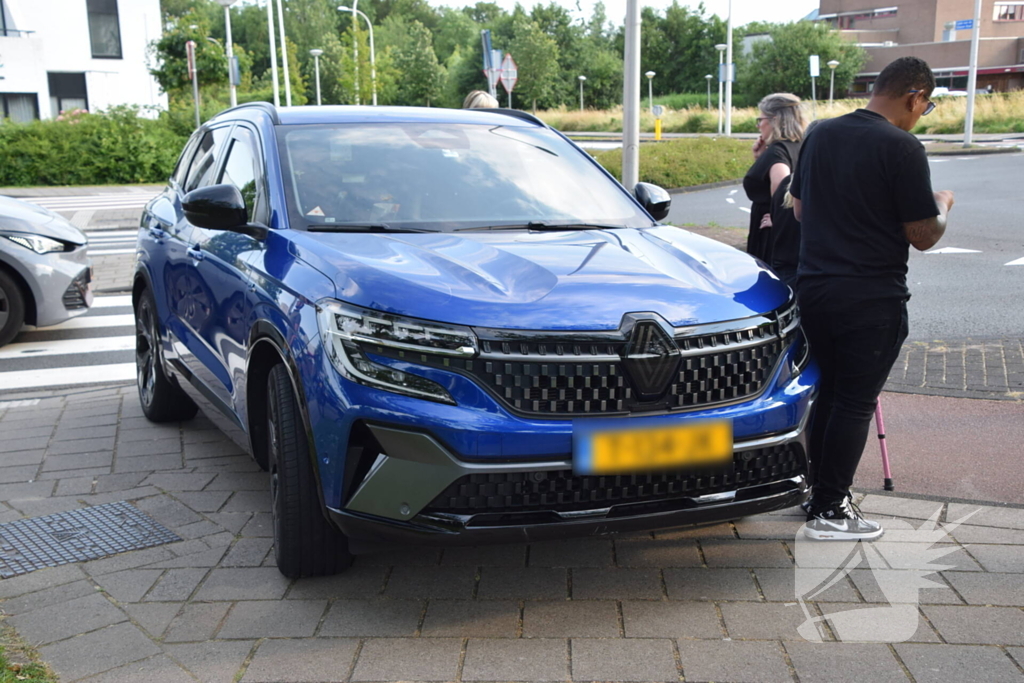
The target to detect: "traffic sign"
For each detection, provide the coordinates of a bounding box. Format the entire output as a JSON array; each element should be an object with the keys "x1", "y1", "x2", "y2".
[
  {"x1": 809, "y1": 55, "x2": 820, "y2": 78},
  {"x1": 500, "y1": 53, "x2": 518, "y2": 94},
  {"x1": 955, "y1": 19, "x2": 974, "y2": 30}
]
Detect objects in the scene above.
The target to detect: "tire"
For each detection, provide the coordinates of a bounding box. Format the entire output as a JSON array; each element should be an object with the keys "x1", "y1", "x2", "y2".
[
  {"x1": 0, "y1": 269, "x2": 26, "y2": 348},
  {"x1": 135, "y1": 288, "x2": 199, "y2": 422},
  {"x1": 267, "y1": 363, "x2": 353, "y2": 578}
]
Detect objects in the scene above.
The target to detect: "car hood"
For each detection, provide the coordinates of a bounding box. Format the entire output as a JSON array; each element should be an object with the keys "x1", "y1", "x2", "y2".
[
  {"x1": 294, "y1": 226, "x2": 790, "y2": 330},
  {"x1": 0, "y1": 195, "x2": 87, "y2": 245}
]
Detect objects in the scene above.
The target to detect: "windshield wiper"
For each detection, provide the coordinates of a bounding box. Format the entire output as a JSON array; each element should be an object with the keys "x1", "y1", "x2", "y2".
[
  {"x1": 456, "y1": 221, "x2": 628, "y2": 232},
  {"x1": 305, "y1": 223, "x2": 429, "y2": 233}
]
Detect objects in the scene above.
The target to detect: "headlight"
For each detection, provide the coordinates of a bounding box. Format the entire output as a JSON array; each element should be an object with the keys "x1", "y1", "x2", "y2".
[
  {"x1": 1, "y1": 232, "x2": 66, "y2": 254},
  {"x1": 317, "y1": 300, "x2": 478, "y2": 404}
]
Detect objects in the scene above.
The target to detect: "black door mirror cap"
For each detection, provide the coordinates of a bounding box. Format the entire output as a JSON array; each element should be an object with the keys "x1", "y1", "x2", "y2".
[
  {"x1": 634, "y1": 182, "x2": 672, "y2": 221},
  {"x1": 182, "y1": 184, "x2": 267, "y2": 239}
]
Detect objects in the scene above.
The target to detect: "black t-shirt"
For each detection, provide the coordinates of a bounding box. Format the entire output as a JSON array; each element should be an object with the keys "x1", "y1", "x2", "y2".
[
  {"x1": 743, "y1": 140, "x2": 800, "y2": 260},
  {"x1": 790, "y1": 109, "x2": 938, "y2": 301},
  {"x1": 769, "y1": 174, "x2": 800, "y2": 284}
]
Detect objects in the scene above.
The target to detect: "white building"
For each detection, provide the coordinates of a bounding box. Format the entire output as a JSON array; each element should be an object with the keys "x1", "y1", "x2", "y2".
[{"x1": 0, "y1": 0, "x2": 165, "y2": 122}]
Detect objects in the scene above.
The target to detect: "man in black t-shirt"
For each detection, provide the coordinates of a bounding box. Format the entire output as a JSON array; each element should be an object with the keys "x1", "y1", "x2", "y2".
[{"x1": 790, "y1": 56, "x2": 955, "y2": 541}]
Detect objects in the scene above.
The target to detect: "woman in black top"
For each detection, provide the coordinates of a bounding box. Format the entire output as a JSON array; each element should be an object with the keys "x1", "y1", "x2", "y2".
[
  {"x1": 769, "y1": 174, "x2": 800, "y2": 287},
  {"x1": 742, "y1": 93, "x2": 807, "y2": 261}
]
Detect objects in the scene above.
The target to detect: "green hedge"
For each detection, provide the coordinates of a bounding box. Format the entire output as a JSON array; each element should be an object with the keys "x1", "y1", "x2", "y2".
[
  {"x1": 0, "y1": 107, "x2": 188, "y2": 187},
  {"x1": 592, "y1": 137, "x2": 752, "y2": 189}
]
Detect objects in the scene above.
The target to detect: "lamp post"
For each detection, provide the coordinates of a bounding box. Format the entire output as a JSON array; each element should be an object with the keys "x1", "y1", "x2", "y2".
[
  {"x1": 216, "y1": 0, "x2": 238, "y2": 107},
  {"x1": 645, "y1": 70, "x2": 655, "y2": 114},
  {"x1": 724, "y1": 0, "x2": 734, "y2": 136},
  {"x1": 715, "y1": 43, "x2": 726, "y2": 134},
  {"x1": 275, "y1": 0, "x2": 291, "y2": 106},
  {"x1": 578, "y1": 75, "x2": 586, "y2": 111},
  {"x1": 705, "y1": 74, "x2": 712, "y2": 110},
  {"x1": 338, "y1": 5, "x2": 376, "y2": 106},
  {"x1": 266, "y1": 0, "x2": 280, "y2": 106},
  {"x1": 310, "y1": 49, "x2": 323, "y2": 105},
  {"x1": 827, "y1": 59, "x2": 840, "y2": 106}
]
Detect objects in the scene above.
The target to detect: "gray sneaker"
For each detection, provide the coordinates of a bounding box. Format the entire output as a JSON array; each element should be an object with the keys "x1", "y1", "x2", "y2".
[{"x1": 804, "y1": 496, "x2": 883, "y2": 541}]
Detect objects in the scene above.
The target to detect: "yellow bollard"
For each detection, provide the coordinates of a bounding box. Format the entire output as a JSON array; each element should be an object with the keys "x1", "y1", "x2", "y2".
[{"x1": 654, "y1": 118, "x2": 662, "y2": 141}]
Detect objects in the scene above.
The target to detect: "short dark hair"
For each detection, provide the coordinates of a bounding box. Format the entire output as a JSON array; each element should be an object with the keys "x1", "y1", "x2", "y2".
[{"x1": 872, "y1": 57, "x2": 936, "y2": 98}]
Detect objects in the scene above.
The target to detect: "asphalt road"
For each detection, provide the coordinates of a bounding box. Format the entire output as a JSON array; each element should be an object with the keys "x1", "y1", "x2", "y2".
[{"x1": 666, "y1": 152, "x2": 1024, "y2": 341}]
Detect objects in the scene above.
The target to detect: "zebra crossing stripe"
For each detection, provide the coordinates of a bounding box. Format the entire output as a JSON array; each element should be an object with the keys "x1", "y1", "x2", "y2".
[
  {"x1": 45, "y1": 314, "x2": 135, "y2": 331},
  {"x1": 92, "y1": 295, "x2": 133, "y2": 308},
  {"x1": 0, "y1": 363, "x2": 136, "y2": 390},
  {"x1": 0, "y1": 336, "x2": 135, "y2": 360}
]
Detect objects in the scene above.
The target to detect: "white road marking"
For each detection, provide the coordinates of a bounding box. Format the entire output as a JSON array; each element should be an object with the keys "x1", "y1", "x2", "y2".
[
  {"x1": 739, "y1": 207, "x2": 751, "y2": 214},
  {"x1": 929, "y1": 158, "x2": 949, "y2": 163},
  {"x1": 25, "y1": 194, "x2": 155, "y2": 210},
  {"x1": 925, "y1": 247, "x2": 982, "y2": 254},
  {"x1": 0, "y1": 363, "x2": 136, "y2": 390},
  {"x1": 86, "y1": 236, "x2": 136, "y2": 243},
  {"x1": 726, "y1": 197, "x2": 735, "y2": 204},
  {"x1": 0, "y1": 336, "x2": 135, "y2": 360},
  {"x1": 44, "y1": 314, "x2": 134, "y2": 331},
  {"x1": 88, "y1": 248, "x2": 136, "y2": 256},
  {"x1": 86, "y1": 230, "x2": 138, "y2": 238},
  {"x1": 1006, "y1": 257, "x2": 1024, "y2": 266},
  {"x1": 729, "y1": 189, "x2": 739, "y2": 195},
  {"x1": 0, "y1": 399, "x2": 41, "y2": 410},
  {"x1": 92, "y1": 295, "x2": 132, "y2": 308}
]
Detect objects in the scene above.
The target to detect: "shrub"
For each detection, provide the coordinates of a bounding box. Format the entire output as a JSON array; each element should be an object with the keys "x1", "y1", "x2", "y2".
[{"x1": 591, "y1": 137, "x2": 752, "y2": 188}]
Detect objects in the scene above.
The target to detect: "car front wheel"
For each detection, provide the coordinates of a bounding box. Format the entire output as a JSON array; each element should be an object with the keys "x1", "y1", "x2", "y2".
[{"x1": 0, "y1": 269, "x2": 25, "y2": 348}]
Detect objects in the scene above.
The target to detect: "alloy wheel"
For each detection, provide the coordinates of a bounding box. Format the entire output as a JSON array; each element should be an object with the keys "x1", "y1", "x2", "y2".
[{"x1": 135, "y1": 300, "x2": 157, "y2": 408}]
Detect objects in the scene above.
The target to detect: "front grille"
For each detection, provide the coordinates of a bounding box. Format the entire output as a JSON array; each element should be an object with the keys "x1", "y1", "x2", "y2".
[
  {"x1": 425, "y1": 442, "x2": 805, "y2": 515},
  {"x1": 61, "y1": 269, "x2": 91, "y2": 310}
]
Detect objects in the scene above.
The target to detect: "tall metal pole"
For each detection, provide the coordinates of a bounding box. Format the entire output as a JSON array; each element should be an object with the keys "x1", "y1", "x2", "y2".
[
  {"x1": 827, "y1": 60, "x2": 839, "y2": 107},
  {"x1": 724, "y1": 0, "x2": 733, "y2": 136},
  {"x1": 621, "y1": 0, "x2": 640, "y2": 191},
  {"x1": 266, "y1": 0, "x2": 280, "y2": 107},
  {"x1": 187, "y1": 40, "x2": 200, "y2": 127},
  {"x1": 706, "y1": 75, "x2": 712, "y2": 110},
  {"x1": 715, "y1": 44, "x2": 725, "y2": 135},
  {"x1": 219, "y1": 0, "x2": 237, "y2": 107},
  {"x1": 310, "y1": 49, "x2": 323, "y2": 105},
  {"x1": 275, "y1": 0, "x2": 291, "y2": 106},
  {"x1": 339, "y1": 7, "x2": 377, "y2": 106},
  {"x1": 645, "y1": 71, "x2": 655, "y2": 114},
  {"x1": 578, "y1": 75, "x2": 586, "y2": 111},
  {"x1": 352, "y1": 0, "x2": 360, "y2": 105},
  {"x1": 963, "y1": 0, "x2": 982, "y2": 147}
]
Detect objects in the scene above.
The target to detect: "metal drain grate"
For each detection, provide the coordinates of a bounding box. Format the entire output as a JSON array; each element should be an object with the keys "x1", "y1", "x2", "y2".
[{"x1": 0, "y1": 501, "x2": 180, "y2": 578}]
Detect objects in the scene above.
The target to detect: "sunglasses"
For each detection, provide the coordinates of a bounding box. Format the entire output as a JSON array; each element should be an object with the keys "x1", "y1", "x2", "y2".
[
  {"x1": 756, "y1": 116, "x2": 773, "y2": 123},
  {"x1": 908, "y1": 90, "x2": 936, "y2": 116}
]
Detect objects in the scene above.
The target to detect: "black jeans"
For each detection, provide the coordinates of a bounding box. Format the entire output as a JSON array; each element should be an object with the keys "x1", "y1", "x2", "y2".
[{"x1": 798, "y1": 288, "x2": 909, "y2": 505}]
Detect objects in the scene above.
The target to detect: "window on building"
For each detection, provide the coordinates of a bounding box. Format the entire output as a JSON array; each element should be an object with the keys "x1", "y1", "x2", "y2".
[
  {"x1": 48, "y1": 73, "x2": 88, "y2": 116},
  {"x1": 994, "y1": 2, "x2": 1024, "y2": 20},
  {"x1": 87, "y1": 0, "x2": 122, "y2": 58},
  {"x1": 1, "y1": 94, "x2": 39, "y2": 123}
]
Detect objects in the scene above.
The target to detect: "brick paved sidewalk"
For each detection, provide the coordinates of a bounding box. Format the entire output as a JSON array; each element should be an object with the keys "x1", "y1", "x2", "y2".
[{"x1": 0, "y1": 389, "x2": 1022, "y2": 683}]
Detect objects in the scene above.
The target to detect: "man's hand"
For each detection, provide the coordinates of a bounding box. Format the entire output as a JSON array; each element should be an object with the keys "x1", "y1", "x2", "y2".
[
  {"x1": 904, "y1": 190, "x2": 954, "y2": 251},
  {"x1": 934, "y1": 190, "x2": 955, "y2": 213}
]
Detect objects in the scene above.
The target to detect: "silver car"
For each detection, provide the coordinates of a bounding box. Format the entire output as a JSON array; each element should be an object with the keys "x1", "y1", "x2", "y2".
[{"x1": 0, "y1": 195, "x2": 93, "y2": 347}]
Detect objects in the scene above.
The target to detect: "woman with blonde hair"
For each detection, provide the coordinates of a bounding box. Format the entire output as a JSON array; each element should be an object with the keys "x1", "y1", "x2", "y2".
[
  {"x1": 742, "y1": 92, "x2": 808, "y2": 261},
  {"x1": 463, "y1": 90, "x2": 499, "y2": 109}
]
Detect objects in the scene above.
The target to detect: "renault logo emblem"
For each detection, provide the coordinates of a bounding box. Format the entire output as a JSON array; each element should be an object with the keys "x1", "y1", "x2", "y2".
[{"x1": 621, "y1": 316, "x2": 680, "y2": 400}]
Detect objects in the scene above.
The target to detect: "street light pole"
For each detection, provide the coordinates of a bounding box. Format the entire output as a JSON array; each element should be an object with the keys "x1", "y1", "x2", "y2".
[
  {"x1": 715, "y1": 43, "x2": 726, "y2": 134},
  {"x1": 217, "y1": 0, "x2": 238, "y2": 108},
  {"x1": 724, "y1": 0, "x2": 733, "y2": 136},
  {"x1": 266, "y1": 0, "x2": 280, "y2": 106},
  {"x1": 705, "y1": 74, "x2": 712, "y2": 110},
  {"x1": 827, "y1": 59, "x2": 840, "y2": 107},
  {"x1": 621, "y1": 0, "x2": 640, "y2": 191},
  {"x1": 310, "y1": 49, "x2": 323, "y2": 105},
  {"x1": 578, "y1": 75, "x2": 586, "y2": 111},
  {"x1": 645, "y1": 71, "x2": 655, "y2": 114},
  {"x1": 276, "y1": 0, "x2": 291, "y2": 106},
  {"x1": 338, "y1": 6, "x2": 377, "y2": 106}
]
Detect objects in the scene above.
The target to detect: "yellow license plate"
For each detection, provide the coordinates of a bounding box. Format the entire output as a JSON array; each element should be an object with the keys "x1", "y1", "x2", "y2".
[{"x1": 574, "y1": 420, "x2": 733, "y2": 475}]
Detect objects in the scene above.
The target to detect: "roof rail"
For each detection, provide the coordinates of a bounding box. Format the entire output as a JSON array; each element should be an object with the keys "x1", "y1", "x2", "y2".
[
  {"x1": 212, "y1": 101, "x2": 280, "y2": 124},
  {"x1": 484, "y1": 108, "x2": 547, "y2": 127}
]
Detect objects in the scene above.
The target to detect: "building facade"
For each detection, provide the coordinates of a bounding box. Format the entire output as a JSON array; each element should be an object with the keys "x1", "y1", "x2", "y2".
[
  {"x1": 817, "y1": 0, "x2": 1024, "y2": 91},
  {"x1": 0, "y1": 0, "x2": 165, "y2": 122}
]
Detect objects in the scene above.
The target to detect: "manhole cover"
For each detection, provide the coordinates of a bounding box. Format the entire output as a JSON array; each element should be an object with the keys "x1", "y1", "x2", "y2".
[{"x1": 0, "y1": 501, "x2": 180, "y2": 578}]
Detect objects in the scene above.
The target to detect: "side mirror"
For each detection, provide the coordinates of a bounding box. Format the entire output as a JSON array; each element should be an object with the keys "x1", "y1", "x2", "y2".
[
  {"x1": 182, "y1": 184, "x2": 266, "y2": 238},
  {"x1": 634, "y1": 182, "x2": 672, "y2": 221}
]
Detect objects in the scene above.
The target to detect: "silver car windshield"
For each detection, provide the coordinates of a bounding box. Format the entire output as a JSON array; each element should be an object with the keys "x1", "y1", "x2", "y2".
[{"x1": 276, "y1": 123, "x2": 653, "y2": 232}]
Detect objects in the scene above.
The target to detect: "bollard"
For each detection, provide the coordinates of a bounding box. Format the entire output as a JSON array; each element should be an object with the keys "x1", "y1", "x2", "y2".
[{"x1": 654, "y1": 118, "x2": 662, "y2": 141}]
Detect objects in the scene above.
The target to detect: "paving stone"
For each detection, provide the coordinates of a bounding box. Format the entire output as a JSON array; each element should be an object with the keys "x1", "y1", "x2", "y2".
[
  {"x1": 846, "y1": 568, "x2": 963, "y2": 605},
  {"x1": 522, "y1": 600, "x2": 620, "y2": 638},
  {"x1": 193, "y1": 456, "x2": 261, "y2": 471},
  {"x1": 421, "y1": 600, "x2": 519, "y2": 637},
  {"x1": 621, "y1": 600, "x2": 723, "y2": 639},
  {"x1": 220, "y1": 489, "x2": 272, "y2": 513},
  {"x1": 47, "y1": 436, "x2": 115, "y2": 455},
  {"x1": 441, "y1": 543, "x2": 527, "y2": 567},
  {"x1": 134, "y1": 495, "x2": 204, "y2": 528},
  {"x1": 219, "y1": 599, "x2": 327, "y2": 638},
  {"x1": 118, "y1": 425, "x2": 181, "y2": 442},
  {"x1": 785, "y1": 642, "x2": 909, "y2": 683},
  {"x1": 142, "y1": 473, "x2": 216, "y2": 491},
  {"x1": 241, "y1": 638, "x2": 357, "y2": 683},
  {"x1": 124, "y1": 602, "x2": 180, "y2": 638},
  {"x1": 0, "y1": 450, "x2": 46, "y2": 466},
  {"x1": 384, "y1": 565, "x2": 476, "y2": 599},
  {"x1": 948, "y1": 504, "x2": 1024, "y2": 530},
  {"x1": 462, "y1": 638, "x2": 568, "y2": 682},
  {"x1": 193, "y1": 567, "x2": 291, "y2": 601},
  {"x1": 55, "y1": 476, "x2": 96, "y2": 496},
  {"x1": 319, "y1": 599, "x2": 424, "y2": 637},
  {"x1": 757, "y1": 567, "x2": 861, "y2": 603},
  {"x1": 734, "y1": 518, "x2": 805, "y2": 540},
  {"x1": 81, "y1": 654, "x2": 194, "y2": 683},
  {"x1": 944, "y1": 572, "x2": 1024, "y2": 606},
  {"x1": 146, "y1": 546, "x2": 228, "y2": 569},
  {"x1": 37, "y1": 466, "x2": 110, "y2": 482},
  {"x1": 173, "y1": 520, "x2": 224, "y2": 540},
  {"x1": 204, "y1": 472, "x2": 269, "y2": 491},
  {"x1": 115, "y1": 453, "x2": 183, "y2": 472},
  {"x1": 817, "y1": 603, "x2": 941, "y2": 643},
  {"x1": 184, "y1": 441, "x2": 246, "y2": 459},
  {"x1": 966, "y1": 544, "x2": 1024, "y2": 573},
  {"x1": 950, "y1": 525, "x2": 1024, "y2": 545},
  {"x1": 720, "y1": 601, "x2": 814, "y2": 640},
  {"x1": 895, "y1": 643, "x2": 1024, "y2": 683},
  {"x1": 52, "y1": 424, "x2": 117, "y2": 441},
  {"x1": 664, "y1": 567, "x2": 760, "y2": 601},
  {"x1": 702, "y1": 538, "x2": 794, "y2": 568},
  {"x1": 0, "y1": 436, "x2": 48, "y2": 455},
  {"x1": 164, "y1": 602, "x2": 233, "y2": 643},
  {"x1": 94, "y1": 569, "x2": 164, "y2": 603},
  {"x1": 0, "y1": 464, "x2": 43, "y2": 483},
  {"x1": 164, "y1": 640, "x2": 255, "y2": 683},
  {"x1": 94, "y1": 473, "x2": 148, "y2": 493},
  {"x1": 117, "y1": 439, "x2": 182, "y2": 458},
  {"x1": 0, "y1": 564, "x2": 87, "y2": 598},
  {"x1": 354, "y1": 546, "x2": 441, "y2": 567},
  {"x1": 1008, "y1": 647, "x2": 1024, "y2": 670},
  {"x1": 477, "y1": 566, "x2": 567, "y2": 600},
  {"x1": 285, "y1": 565, "x2": 387, "y2": 600},
  {"x1": 859, "y1": 495, "x2": 946, "y2": 520},
  {"x1": 351, "y1": 638, "x2": 461, "y2": 682},
  {"x1": 239, "y1": 512, "x2": 273, "y2": 537},
  {"x1": 206, "y1": 512, "x2": 252, "y2": 534},
  {"x1": 0, "y1": 580, "x2": 95, "y2": 615},
  {"x1": 41, "y1": 452, "x2": 115, "y2": 473},
  {"x1": 38, "y1": 622, "x2": 161, "y2": 682},
  {"x1": 571, "y1": 567, "x2": 663, "y2": 599},
  {"x1": 142, "y1": 568, "x2": 208, "y2": 602},
  {"x1": 202, "y1": 532, "x2": 236, "y2": 549},
  {"x1": 171, "y1": 490, "x2": 232, "y2": 512},
  {"x1": 167, "y1": 539, "x2": 215, "y2": 557},
  {"x1": 182, "y1": 428, "x2": 230, "y2": 445},
  {"x1": 0, "y1": 481, "x2": 54, "y2": 499},
  {"x1": 678, "y1": 640, "x2": 793, "y2": 683},
  {"x1": 7, "y1": 496, "x2": 83, "y2": 517},
  {"x1": 9, "y1": 592, "x2": 127, "y2": 645},
  {"x1": 922, "y1": 605, "x2": 1024, "y2": 645},
  {"x1": 529, "y1": 538, "x2": 614, "y2": 567},
  {"x1": 221, "y1": 537, "x2": 274, "y2": 567},
  {"x1": 571, "y1": 637, "x2": 678, "y2": 682},
  {"x1": 614, "y1": 537, "x2": 703, "y2": 567}
]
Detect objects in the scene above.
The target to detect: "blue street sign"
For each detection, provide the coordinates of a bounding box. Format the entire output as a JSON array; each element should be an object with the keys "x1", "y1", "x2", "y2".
[{"x1": 955, "y1": 19, "x2": 974, "y2": 30}]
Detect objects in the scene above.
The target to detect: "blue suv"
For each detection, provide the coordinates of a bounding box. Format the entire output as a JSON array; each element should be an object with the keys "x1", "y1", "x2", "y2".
[{"x1": 134, "y1": 103, "x2": 817, "y2": 578}]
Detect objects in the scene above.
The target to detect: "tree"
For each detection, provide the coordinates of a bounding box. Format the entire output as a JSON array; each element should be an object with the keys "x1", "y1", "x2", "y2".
[
  {"x1": 507, "y1": 15, "x2": 560, "y2": 111},
  {"x1": 433, "y1": 7, "x2": 479, "y2": 62},
  {"x1": 738, "y1": 22, "x2": 867, "y2": 102},
  {"x1": 149, "y1": 10, "x2": 230, "y2": 94},
  {"x1": 392, "y1": 21, "x2": 446, "y2": 105}
]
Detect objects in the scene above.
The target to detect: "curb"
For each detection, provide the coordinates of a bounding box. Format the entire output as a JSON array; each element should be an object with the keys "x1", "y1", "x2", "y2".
[
  {"x1": 667, "y1": 178, "x2": 743, "y2": 194},
  {"x1": 924, "y1": 146, "x2": 1022, "y2": 156},
  {"x1": 884, "y1": 383, "x2": 1021, "y2": 401}
]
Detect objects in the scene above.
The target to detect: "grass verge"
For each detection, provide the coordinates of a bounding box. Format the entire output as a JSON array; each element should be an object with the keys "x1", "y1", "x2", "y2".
[
  {"x1": 590, "y1": 136, "x2": 752, "y2": 189},
  {"x1": 0, "y1": 623, "x2": 56, "y2": 683}
]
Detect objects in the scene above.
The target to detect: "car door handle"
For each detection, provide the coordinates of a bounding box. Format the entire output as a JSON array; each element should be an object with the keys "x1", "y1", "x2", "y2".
[
  {"x1": 148, "y1": 227, "x2": 168, "y2": 240},
  {"x1": 188, "y1": 246, "x2": 205, "y2": 262}
]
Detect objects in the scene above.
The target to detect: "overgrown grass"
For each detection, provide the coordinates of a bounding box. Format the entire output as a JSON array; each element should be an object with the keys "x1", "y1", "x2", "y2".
[
  {"x1": 0, "y1": 625, "x2": 56, "y2": 683},
  {"x1": 540, "y1": 91, "x2": 1024, "y2": 135},
  {"x1": 591, "y1": 136, "x2": 753, "y2": 188}
]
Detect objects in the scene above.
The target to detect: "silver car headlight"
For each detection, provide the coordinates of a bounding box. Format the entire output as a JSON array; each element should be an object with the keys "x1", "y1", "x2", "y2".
[
  {"x1": 316, "y1": 300, "x2": 478, "y2": 404},
  {"x1": 1, "y1": 232, "x2": 66, "y2": 254}
]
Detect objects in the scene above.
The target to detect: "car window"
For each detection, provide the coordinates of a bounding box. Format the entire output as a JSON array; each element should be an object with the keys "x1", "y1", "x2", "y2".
[
  {"x1": 218, "y1": 129, "x2": 266, "y2": 224},
  {"x1": 185, "y1": 126, "x2": 231, "y2": 193},
  {"x1": 171, "y1": 132, "x2": 202, "y2": 188}
]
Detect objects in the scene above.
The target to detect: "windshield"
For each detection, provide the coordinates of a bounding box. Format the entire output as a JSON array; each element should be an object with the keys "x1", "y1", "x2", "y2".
[{"x1": 276, "y1": 122, "x2": 653, "y2": 232}]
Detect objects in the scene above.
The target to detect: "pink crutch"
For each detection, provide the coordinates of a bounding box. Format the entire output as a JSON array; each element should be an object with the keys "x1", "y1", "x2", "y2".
[{"x1": 875, "y1": 398, "x2": 894, "y2": 491}]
